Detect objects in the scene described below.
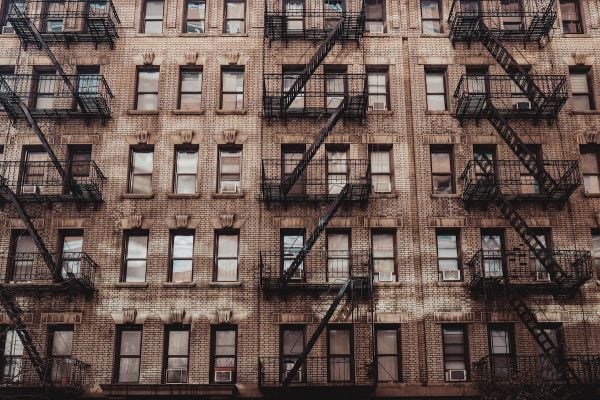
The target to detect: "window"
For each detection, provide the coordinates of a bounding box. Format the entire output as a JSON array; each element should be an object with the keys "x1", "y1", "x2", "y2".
[
  {"x1": 323, "y1": 0, "x2": 345, "y2": 29},
  {"x1": 122, "y1": 232, "x2": 149, "y2": 283},
  {"x1": 142, "y1": 0, "x2": 164, "y2": 33},
  {"x1": 283, "y1": 66, "x2": 305, "y2": 110},
  {"x1": 372, "y1": 231, "x2": 395, "y2": 282},
  {"x1": 327, "y1": 231, "x2": 350, "y2": 281},
  {"x1": 1, "y1": 1, "x2": 25, "y2": 34},
  {"x1": 34, "y1": 70, "x2": 56, "y2": 109},
  {"x1": 135, "y1": 68, "x2": 160, "y2": 110},
  {"x1": 67, "y1": 146, "x2": 92, "y2": 180},
  {"x1": 328, "y1": 327, "x2": 352, "y2": 382},
  {"x1": 430, "y1": 146, "x2": 454, "y2": 194},
  {"x1": 21, "y1": 149, "x2": 48, "y2": 193},
  {"x1": 214, "y1": 232, "x2": 239, "y2": 282},
  {"x1": 488, "y1": 325, "x2": 515, "y2": 380},
  {"x1": 218, "y1": 147, "x2": 242, "y2": 194},
  {"x1": 282, "y1": 145, "x2": 307, "y2": 196},
  {"x1": 169, "y1": 231, "x2": 194, "y2": 282},
  {"x1": 0, "y1": 67, "x2": 14, "y2": 111},
  {"x1": 531, "y1": 229, "x2": 552, "y2": 281},
  {"x1": 519, "y1": 144, "x2": 541, "y2": 194},
  {"x1": 591, "y1": 230, "x2": 600, "y2": 276},
  {"x1": 421, "y1": 0, "x2": 441, "y2": 33},
  {"x1": 570, "y1": 69, "x2": 595, "y2": 111},
  {"x1": 325, "y1": 66, "x2": 347, "y2": 111},
  {"x1": 465, "y1": 66, "x2": 488, "y2": 95},
  {"x1": 221, "y1": 68, "x2": 244, "y2": 110},
  {"x1": 508, "y1": 66, "x2": 531, "y2": 110},
  {"x1": 115, "y1": 326, "x2": 142, "y2": 383},
  {"x1": 43, "y1": 1, "x2": 65, "y2": 32},
  {"x1": 473, "y1": 145, "x2": 496, "y2": 181},
  {"x1": 128, "y1": 147, "x2": 154, "y2": 194},
  {"x1": 481, "y1": 230, "x2": 505, "y2": 278},
  {"x1": 164, "y1": 325, "x2": 190, "y2": 384},
  {"x1": 179, "y1": 68, "x2": 203, "y2": 110},
  {"x1": 442, "y1": 325, "x2": 468, "y2": 382},
  {"x1": 284, "y1": 0, "x2": 304, "y2": 33},
  {"x1": 425, "y1": 68, "x2": 447, "y2": 110},
  {"x1": 280, "y1": 326, "x2": 305, "y2": 382},
  {"x1": 224, "y1": 0, "x2": 245, "y2": 33},
  {"x1": 370, "y1": 147, "x2": 392, "y2": 193},
  {"x1": 365, "y1": 0, "x2": 385, "y2": 33},
  {"x1": 436, "y1": 230, "x2": 460, "y2": 281},
  {"x1": 535, "y1": 325, "x2": 563, "y2": 381},
  {"x1": 75, "y1": 66, "x2": 101, "y2": 111},
  {"x1": 501, "y1": 0, "x2": 523, "y2": 30},
  {"x1": 376, "y1": 326, "x2": 401, "y2": 382},
  {"x1": 48, "y1": 325, "x2": 73, "y2": 384},
  {"x1": 174, "y1": 147, "x2": 198, "y2": 194},
  {"x1": 581, "y1": 146, "x2": 600, "y2": 194},
  {"x1": 560, "y1": 0, "x2": 583, "y2": 33},
  {"x1": 281, "y1": 230, "x2": 304, "y2": 280},
  {"x1": 327, "y1": 148, "x2": 348, "y2": 195},
  {"x1": 59, "y1": 231, "x2": 83, "y2": 279},
  {"x1": 367, "y1": 67, "x2": 389, "y2": 111},
  {"x1": 11, "y1": 232, "x2": 35, "y2": 281},
  {"x1": 1, "y1": 329, "x2": 24, "y2": 382},
  {"x1": 211, "y1": 327, "x2": 237, "y2": 383},
  {"x1": 185, "y1": 0, "x2": 206, "y2": 33}
]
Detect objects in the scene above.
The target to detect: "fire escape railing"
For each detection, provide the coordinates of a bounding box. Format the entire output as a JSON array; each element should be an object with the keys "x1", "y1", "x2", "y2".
[{"x1": 448, "y1": 0, "x2": 588, "y2": 390}]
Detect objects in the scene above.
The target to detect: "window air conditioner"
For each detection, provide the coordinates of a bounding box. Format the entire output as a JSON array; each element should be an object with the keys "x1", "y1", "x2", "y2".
[
  {"x1": 284, "y1": 368, "x2": 302, "y2": 383},
  {"x1": 374, "y1": 181, "x2": 392, "y2": 193},
  {"x1": 368, "y1": 24, "x2": 385, "y2": 33},
  {"x1": 21, "y1": 185, "x2": 40, "y2": 195},
  {"x1": 2, "y1": 26, "x2": 15, "y2": 34},
  {"x1": 371, "y1": 102, "x2": 386, "y2": 111},
  {"x1": 446, "y1": 369, "x2": 467, "y2": 382},
  {"x1": 514, "y1": 101, "x2": 531, "y2": 110},
  {"x1": 442, "y1": 270, "x2": 461, "y2": 281},
  {"x1": 220, "y1": 181, "x2": 239, "y2": 194},
  {"x1": 166, "y1": 368, "x2": 188, "y2": 384},
  {"x1": 377, "y1": 271, "x2": 394, "y2": 282},
  {"x1": 214, "y1": 370, "x2": 233, "y2": 383},
  {"x1": 536, "y1": 271, "x2": 550, "y2": 282}
]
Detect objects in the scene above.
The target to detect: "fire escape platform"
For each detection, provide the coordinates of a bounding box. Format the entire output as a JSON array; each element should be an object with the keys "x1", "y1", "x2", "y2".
[
  {"x1": 265, "y1": 12, "x2": 365, "y2": 41},
  {"x1": 99, "y1": 383, "x2": 238, "y2": 398}
]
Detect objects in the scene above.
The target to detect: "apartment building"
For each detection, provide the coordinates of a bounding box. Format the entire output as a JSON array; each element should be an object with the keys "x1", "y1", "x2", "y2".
[{"x1": 0, "y1": 0, "x2": 599, "y2": 399}]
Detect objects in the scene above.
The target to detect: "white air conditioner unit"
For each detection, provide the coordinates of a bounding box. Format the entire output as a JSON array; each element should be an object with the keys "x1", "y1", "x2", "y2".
[
  {"x1": 220, "y1": 181, "x2": 239, "y2": 194},
  {"x1": 368, "y1": 24, "x2": 385, "y2": 33},
  {"x1": 374, "y1": 181, "x2": 392, "y2": 193},
  {"x1": 214, "y1": 370, "x2": 233, "y2": 383},
  {"x1": 2, "y1": 25, "x2": 15, "y2": 34},
  {"x1": 166, "y1": 368, "x2": 188, "y2": 384},
  {"x1": 514, "y1": 101, "x2": 532, "y2": 110},
  {"x1": 377, "y1": 271, "x2": 394, "y2": 282},
  {"x1": 284, "y1": 367, "x2": 303, "y2": 383},
  {"x1": 442, "y1": 270, "x2": 461, "y2": 281},
  {"x1": 536, "y1": 271, "x2": 551, "y2": 282},
  {"x1": 21, "y1": 185, "x2": 40, "y2": 195},
  {"x1": 446, "y1": 369, "x2": 467, "y2": 382}
]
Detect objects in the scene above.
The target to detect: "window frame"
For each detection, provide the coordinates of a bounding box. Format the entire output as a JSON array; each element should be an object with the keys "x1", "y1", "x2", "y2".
[
  {"x1": 217, "y1": 146, "x2": 243, "y2": 194},
  {"x1": 441, "y1": 324, "x2": 470, "y2": 382},
  {"x1": 425, "y1": 68, "x2": 448, "y2": 111},
  {"x1": 591, "y1": 229, "x2": 600, "y2": 277},
  {"x1": 369, "y1": 145, "x2": 393, "y2": 193},
  {"x1": 184, "y1": 0, "x2": 206, "y2": 33},
  {"x1": 32, "y1": 68, "x2": 56, "y2": 110},
  {"x1": 280, "y1": 228, "x2": 306, "y2": 281},
  {"x1": 128, "y1": 145, "x2": 154, "y2": 194},
  {"x1": 58, "y1": 229, "x2": 84, "y2": 279},
  {"x1": 326, "y1": 325, "x2": 354, "y2": 383},
  {"x1": 114, "y1": 325, "x2": 143, "y2": 383},
  {"x1": 430, "y1": 145, "x2": 455, "y2": 194},
  {"x1": 326, "y1": 229, "x2": 351, "y2": 282},
  {"x1": 163, "y1": 324, "x2": 191, "y2": 384},
  {"x1": 560, "y1": 0, "x2": 583, "y2": 34},
  {"x1": 375, "y1": 325, "x2": 402, "y2": 383},
  {"x1": 365, "y1": 0, "x2": 385, "y2": 32},
  {"x1": 168, "y1": 229, "x2": 195, "y2": 283},
  {"x1": 210, "y1": 325, "x2": 238, "y2": 384},
  {"x1": 487, "y1": 324, "x2": 517, "y2": 379},
  {"x1": 223, "y1": 0, "x2": 246, "y2": 33},
  {"x1": 371, "y1": 230, "x2": 396, "y2": 281},
  {"x1": 1, "y1": 326, "x2": 25, "y2": 382},
  {"x1": 569, "y1": 68, "x2": 595, "y2": 111},
  {"x1": 366, "y1": 66, "x2": 390, "y2": 111},
  {"x1": 173, "y1": 145, "x2": 199, "y2": 194},
  {"x1": 134, "y1": 67, "x2": 160, "y2": 110},
  {"x1": 121, "y1": 230, "x2": 149, "y2": 283},
  {"x1": 178, "y1": 66, "x2": 203, "y2": 110},
  {"x1": 213, "y1": 230, "x2": 240, "y2": 282},
  {"x1": 436, "y1": 229, "x2": 462, "y2": 281},
  {"x1": 580, "y1": 145, "x2": 600, "y2": 194},
  {"x1": 279, "y1": 325, "x2": 306, "y2": 383},
  {"x1": 141, "y1": 0, "x2": 164, "y2": 33},
  {"x1": 220, "y1": 67, "x2": 245, "y2": 110},
  {"x1": 46, "y1": 324, "x2": 74, "y2": 383},
  {"x1": 420, "y1": 0, "x2": 442, "y2": 34}
]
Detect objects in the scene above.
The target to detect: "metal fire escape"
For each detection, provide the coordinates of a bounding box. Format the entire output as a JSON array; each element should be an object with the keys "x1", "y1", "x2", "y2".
[
  {"x1": 259, "y1": 0, "x2": 373, "y2": 391},
  {"x1": 0, "y1": 0, "x2": 116, "y2": 394},
  {"x1": 449, "y1": 0, "x2": 592, "y2": 394}
]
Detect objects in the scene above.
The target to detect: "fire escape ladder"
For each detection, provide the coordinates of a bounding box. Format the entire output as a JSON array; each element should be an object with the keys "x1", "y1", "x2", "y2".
[
  {"x1": 281, "y1": 278, "x2": 352, "y2": 387},
  {"x1": 8, "y1": 2, "x2": 89, "y2": 113},
  {"x1": 281, "y1": 184, "x2": 351, "y2": 284},
  {"x1": 0, "y1": 290, "x2": 48, "y2": 383},
  {"x1": 484, "y1": 105, "x2": 559, "y2": 194},
  {"x1": 504, "y1": 286, "x2": 582, "y2": 385},
  {"x1": 281, "y1": 17, "x2": 346, "y2": 112},
  {"x1": 279, "y1": 99, "x2": 347, "y2": 196},
  {"x1": 475, "y1": 21, "x2": 547, "y2": 109}
]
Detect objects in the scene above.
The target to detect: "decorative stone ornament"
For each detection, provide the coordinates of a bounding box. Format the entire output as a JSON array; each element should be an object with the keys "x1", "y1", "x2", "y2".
[
  {"x1": 220, "y1": 214, "x2": 235, "y2": 228},
  {"x1": 573, "y1": 52, "x2": 587, "y2": 65},
  {"x1": 224, "y1": 129, "x2": 237, "y2": 144},
  {"x1": 217, "y1": 309, "x2": 232, "y2": 324},
  {"x1": 143, "y1": 51, "x2": 155, "y2": 65},
  {"x1": 175, "y1": 215, "x2": 190, "y2": 228},
  {"x1": 181, "y1": 130, "x2": 194, "y2": 144},
  {"x1": 122, "y1": 308, "x2": 137, "y2": 324},
  {"x1": 170, "y1": 309, "x2": 186, "y2": 324},
  {"x1": 577, "y1": 126, "x2": 600, "y2": 144},
  {"x1": 184, "y1": 51, "x2": 198, "y2": 65},
  {"x1": 136, "y1": 131, "x2": 149, "y2": 144},
  {"x1": 129, "y1": 215, "x2": 143, "y2": 229},
  {"x1": 595, "y1": 213, "x2": 600, "y2": 228},
  {"x1": 225, "y1": 52, "x2": 240, "y2": 65}
]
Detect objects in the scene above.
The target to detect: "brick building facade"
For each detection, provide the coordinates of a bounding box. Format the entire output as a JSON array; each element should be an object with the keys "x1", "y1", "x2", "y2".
[{"x1": 0, "y1": 0, "x2": 599, "y2": 399}]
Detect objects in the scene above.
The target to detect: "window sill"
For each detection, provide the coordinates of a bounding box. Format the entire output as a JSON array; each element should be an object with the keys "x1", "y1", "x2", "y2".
[
  {"x1": 135, "y1": 33, "x2": 165, "y2": 37},
  {"x1": 162, "y1": 282, "x2": 196, "y2": 288},
  {"x1": 122, "y1": 193, "x2": 155, "y2": 199},
  {"x1": 172, "y1": 109, "x2": 205, "y2": 115},
  {"x1": 373, "y1": 281, "x2": 402, "y2": 287},
  {"x1": 420, "y1": 33, "x2": 449, "y2": 38},
  {"x1": 562, "y1": 33, "x2": 589, "y2": 38},
  {"x1": 364, "y1": 32, "x2": 390, "y2": 37},
  {"x1": 178, "y1": 33, "x2": 208, "y2": 37},
  {"x1": 583, "y1": 192, "x2": 600, "y2": 198},
  {"x1": 371, "y1": 192, "x2": 398, "y2": 199},
  {"x1": 367, "y1": 110, "x2": 393, "y2": 115},
  {"x1": 431, "y1": 193, "x2": 460, "y2": 199},
  {"x1": 215, "y1": 109, "x2": 247, "y2": 115},
  {"x1": 425, "y1": 110, "x2": 451, "y2": 115},
  {"x1": 212, "y1": 192, "x2": 245, "y2": 199},
  {"x1": 436, "y1": 280, "x2": 467, "y2": 287},
  {"x1": 221, "y1": 33, "x2": 248, "y2": 37},
  {"x1": 209, "y1": 281, "x2": 243, "y2": 287},
  {"x1": 115, "y1": 282, "x2": 148, "y2": 288},
  {"x1": 128, "y1": 109, "x2": 160, "y2": 115},
  {"x1": 167, "y1": 193, "x2": 200, "y2": 199},
  {"x1": 570, "y1": 110, "x2": 600, "y2": 115}
]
